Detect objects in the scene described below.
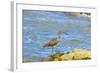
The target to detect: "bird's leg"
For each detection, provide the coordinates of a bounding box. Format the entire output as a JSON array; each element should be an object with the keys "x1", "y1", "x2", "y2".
[
  {"x1": 55, "y1": 46, "x2": 58, "y2": 53},
  {"x1": 51, "y1": 46, "x2": 54, "y2": 55},
  {"x1": 54, "y1": 47, "x2": 57, "y2": 53},
  {"x1": 52, "y1": 46, "x2": 56, "y2": 54},
  {"x1": 52, "y1": 47, "x2": 54, "y2": 55},
  {"x1": 53, "y1": 46, "x2": 57, "y2": 54}
]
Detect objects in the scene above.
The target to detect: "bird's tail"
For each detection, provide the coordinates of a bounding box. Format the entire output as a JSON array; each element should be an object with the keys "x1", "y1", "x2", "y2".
[{"x1": 43, "y1": 44, "x2": 49, "y2": 48}]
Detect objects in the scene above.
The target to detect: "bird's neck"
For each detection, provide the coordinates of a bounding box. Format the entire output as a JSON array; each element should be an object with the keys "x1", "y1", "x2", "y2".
[{"x1": 57, "y1": 35, "x2": 61, "y2": 40}]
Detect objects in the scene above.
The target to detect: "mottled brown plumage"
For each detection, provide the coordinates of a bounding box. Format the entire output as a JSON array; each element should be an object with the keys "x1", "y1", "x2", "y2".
[
  {"x1": 43, "y1": 38, "x2": 59, "y2": 48},
  {"x1": 43, "y1": 32, "x2": 62, "y2": 49}
]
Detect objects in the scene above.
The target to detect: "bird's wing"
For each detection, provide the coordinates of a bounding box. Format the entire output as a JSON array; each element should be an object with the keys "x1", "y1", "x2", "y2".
[{"x1": 48, "y1": 38, "x2": 58, "y2": 45}]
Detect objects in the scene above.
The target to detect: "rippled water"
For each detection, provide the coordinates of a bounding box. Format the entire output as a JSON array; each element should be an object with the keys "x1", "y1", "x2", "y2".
[{"x1": 22, "y1": 10, "x2": 91, "y2": 62}]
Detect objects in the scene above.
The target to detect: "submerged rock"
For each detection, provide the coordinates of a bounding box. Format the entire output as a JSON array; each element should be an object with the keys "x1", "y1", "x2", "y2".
[
  {"x1": 23, "y1": 60, "x2": 33, "y2": 63},
  {"x1": 41, "y1": 56, "x2": 53, "y2": 61}
]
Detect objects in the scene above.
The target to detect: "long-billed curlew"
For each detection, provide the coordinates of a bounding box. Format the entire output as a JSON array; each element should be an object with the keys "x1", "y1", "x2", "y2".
[{"x1": 43, "y1": 32, "x2": 62, "y2": 54}]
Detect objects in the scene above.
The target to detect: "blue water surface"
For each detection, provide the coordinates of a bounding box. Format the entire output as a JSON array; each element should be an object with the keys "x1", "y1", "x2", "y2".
[{"x1": 22, "y1": 10, "x2": 91, "y2": 62}]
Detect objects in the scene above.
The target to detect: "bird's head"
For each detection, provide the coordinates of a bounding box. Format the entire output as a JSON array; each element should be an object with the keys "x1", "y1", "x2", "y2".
[
  {"x1": 57, "y1": 31, "x2": 68, "y2": 40},
  {"x1": 56, "y1": 31, "x2": 62, "y2": 40}
]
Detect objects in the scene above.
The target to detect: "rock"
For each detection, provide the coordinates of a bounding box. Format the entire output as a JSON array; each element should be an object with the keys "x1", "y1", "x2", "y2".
[
  {"x1": 60, "y1": 49, "x2": 91, "y2": 61},
  {"x1": 72, "y1": 49, "x2": 91, "y2": 60},
  {"x1": 42, "y1": 49, "x2": 91, "y2": 61},
  {"x1": 60, "y1": 53, "x2": 74, "y2": 60}
]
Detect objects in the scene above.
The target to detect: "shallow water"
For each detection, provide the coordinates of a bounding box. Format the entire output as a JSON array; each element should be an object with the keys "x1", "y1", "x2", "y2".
[{"x1": 22, "y1": 10, "x2": 91, "y2": 62}]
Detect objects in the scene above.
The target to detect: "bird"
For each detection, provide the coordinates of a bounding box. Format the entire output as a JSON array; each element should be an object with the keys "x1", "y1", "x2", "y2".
[{"x1": 43, "y1": 32, "x2": 62, "y2": 54}]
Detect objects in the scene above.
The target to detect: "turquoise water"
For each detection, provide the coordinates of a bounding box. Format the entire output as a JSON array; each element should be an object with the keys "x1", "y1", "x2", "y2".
[{"x1": 22, "y1": 10, "x2": 91, "y2": 62}]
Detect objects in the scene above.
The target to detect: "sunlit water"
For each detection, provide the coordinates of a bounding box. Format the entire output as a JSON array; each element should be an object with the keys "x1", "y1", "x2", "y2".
[{"x1": 23, "y1": 10, "x2": 91, "y2": 62}]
